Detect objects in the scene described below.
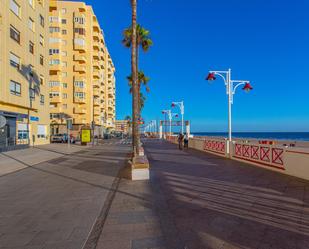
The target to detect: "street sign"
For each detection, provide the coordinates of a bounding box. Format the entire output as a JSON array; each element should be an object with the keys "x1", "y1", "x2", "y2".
[
  {"x1": 30, "y1": 116, "x2": 39, "y2": 122},
  {"x1": 0, "y1": 116, "x2": 6, "y2": 128}
]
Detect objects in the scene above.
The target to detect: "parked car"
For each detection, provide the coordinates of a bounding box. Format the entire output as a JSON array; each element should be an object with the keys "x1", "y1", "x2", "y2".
[{"x1": 51, "y1": 134, "x2": 75, "y2": 143}]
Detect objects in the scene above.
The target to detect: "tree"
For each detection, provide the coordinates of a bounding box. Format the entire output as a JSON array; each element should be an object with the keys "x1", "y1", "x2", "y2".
[
  {"x1": 127, "y1": 71, "x2": 150, "y2": 112},
  {"x1": 130, "y1": 0, "x2": 139, "y2": 156}
]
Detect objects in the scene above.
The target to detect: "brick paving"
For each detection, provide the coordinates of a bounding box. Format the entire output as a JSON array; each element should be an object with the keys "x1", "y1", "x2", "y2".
[{"x1": 96, "y1": 139, "x2": 309, "y2": 249}]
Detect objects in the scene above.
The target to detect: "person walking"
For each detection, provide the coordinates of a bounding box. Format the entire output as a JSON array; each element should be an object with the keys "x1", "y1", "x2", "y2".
[
  {"x1": 178, "y1": 133, "x2": 184, "y2": 150},
  {"x1": 184, "y1": 133, "x2": 189, "y2": 149}
]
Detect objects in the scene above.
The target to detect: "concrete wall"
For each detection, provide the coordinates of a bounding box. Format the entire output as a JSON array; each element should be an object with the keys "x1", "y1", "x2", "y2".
[{"x1": 166, "y1": 136, "x2": 309, "y2": 181}]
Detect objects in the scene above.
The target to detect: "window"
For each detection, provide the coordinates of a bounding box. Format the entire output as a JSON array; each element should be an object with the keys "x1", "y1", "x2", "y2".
[
  {"x1": 62, "y1": 83, "x2": 67, "y2": 88},
  {"x1": 61, "y1": 62, "x2": 67, "y2": 67},
  {"x1": 29, "y1": 41, "x2": 34, "y2": 54},
  {"x1": 62, "y1": 104, "x2": 67, "y2": 109},
  {"x1": 62, "y1": 72, "x2": 67, "y2": 77},
  {"x1": 62, "y1": 51, "x2": 67, "y2": 56},
  {"x1": 61, "y1": 8, "x2": 66, "y2": 14},
  {"x1": 49, "y1": 27, "x2": 60, "y2": 33},
  {"x1": 9, "y1": 52, "x2": 20, "y2": 69},
  {"x1": 10, "y1": 26, "x2": 20, "y2": 43},
  {"x1": 39, "y1": 55, "x2": 44, "y2": 65},
  {"x1": 74, "y1": 17, "x2": 85, "y2": 24},
  {"x1": 62, "y1": 29, "x2": 67, "y2": 35},
  {"x1": 10, "y1": 0, "x2": 20, "y2": 17},
  {"x1": 74, "y1": 38, "x2": 85, "y2": 46},
  {"x1": 49, "y1": 16, "x2": 60, "y2": 23},
  {"x1": 62, "y1": 40, "x2": 67, "y2": 45},
  {"x1": 39, "y1": 15, "x2": 44, "y2": 27},
  {"x1": 49, "y1": 38, "x2": 61, "y2": 43},
  {"x1": 49, "y1": 81, "x2": 60, "y2": 87},
  {"x1": 49, "y1": 49, "x2": 59, "y2": 55},
  {"x1": 40, "y1": 95, "x2": 44, "y2": 105},
  {"x1": 28, "y1": 18, "x2": 34, "y2": 31},
  {"x1": 37, "y1": 125, "x2": 47, "y2": 138},
  {"x1": 18, "y1": 124, "x2": 28, "y2": 140},
  {"x1": 49, "y1": 59, "x2": 60, "y2": 65},
  {"x1": 10, "y1": 80, "x2": 21, "y2": 96},
  {"x1": 30, "y1": 88, "x2": 35, "y2": 99},
  {"x1": 62, "y1": 93, "x2": 67, "y2": 99},
  {"x1": 74, "y1": 28, "x2": 85, "y2": 35},
  {"x1": 61, "y1": 19, "x2": 67, "y2": 24},
  {"x1": 74, "y1": 81, "x2": 85, "y2": 88},
  {"x1": 40, "y1": 76, "x2": 44, "y2": 85},
  {"x1": 40, "y1": 35, "x2": 44, "y2": 46},
  {"x1": 74, "y1": 92, "x2": 85, "y2": 99},
  {"x1": 49, "y1": 92, "x2": 60, "y2": 98}
]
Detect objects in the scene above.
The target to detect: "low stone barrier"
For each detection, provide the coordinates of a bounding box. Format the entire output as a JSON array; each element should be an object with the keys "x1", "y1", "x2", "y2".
[{"x1": 165, "y1": 136, "x2": 309, "y2": 181}]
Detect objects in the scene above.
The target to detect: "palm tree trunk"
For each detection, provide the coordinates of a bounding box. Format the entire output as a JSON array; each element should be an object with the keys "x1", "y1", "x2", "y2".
[{"x1": 131, "y1": 0, "x2": 139, "y2": 156}]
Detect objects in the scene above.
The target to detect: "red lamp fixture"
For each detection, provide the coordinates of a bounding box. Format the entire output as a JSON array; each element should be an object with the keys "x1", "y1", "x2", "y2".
[
  {"x1": 242, "y1": 82, "x2": 253, "y2": 92},
  {"x1": 171, "y1": 103, "x2": 175, "y2": 108},
  {"x1": 206, "y1": 72, "x2": 216, "y2": 81}
]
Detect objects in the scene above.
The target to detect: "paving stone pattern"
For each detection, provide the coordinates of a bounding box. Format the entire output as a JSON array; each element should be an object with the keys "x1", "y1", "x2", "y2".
[
  {"x1": 97, "y1": 139, "x2": 309, "y2": 249},
  {"x1": 0, "y1": 142, "x2": 130, "y2": 249}
]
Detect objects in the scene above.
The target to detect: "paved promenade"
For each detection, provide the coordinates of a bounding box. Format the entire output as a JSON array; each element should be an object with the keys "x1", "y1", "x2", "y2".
[
  {"x1": 1, "y1": 139, "x2": 309, "y2": 248},
  {"x1": 0, "y1": 140, "x2": 130, "y2": 249},
  {"x1": 97, "y1": 139, "x2": 309, "y2": 249}
]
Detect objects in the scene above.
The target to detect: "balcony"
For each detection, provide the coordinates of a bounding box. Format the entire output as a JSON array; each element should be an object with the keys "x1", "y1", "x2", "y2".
[
  {"x1": 49, "y1": 64, "x2": 61, "y2": 71},
  {"x1": 74, "y1": 107, "x2": 86, "y2": 114},
  {"x1": 74, "y1": 54, "x2": 86, "y2": 63},
  {"x1": 93, "y1": 41, "x2": 100, "y2": 50},
  {"x1": 93, "y1": 88, "x2": 100, "y2": 97},
  {"x1": 93, "y1": 81, "x2": 100, "y2": 88},
  {"x1": 93, "y1": 61, "x2": 100, "y2": 69},
  {"x1": 74, "y1": 86, "x2": 86, "y2": 93},
  {"x1": 93, "y1": 30, "x2": 100, "y2": 38},
  {"x1": 93, "y1": 70, "x2": 100, "y2": 79},
  {"x1": 49, "y1": 86, "x2": 62, "y2": 92},
  {"x1": 74, "y1": 42, "x2": 86, "y2": 52},
  {"x1": 93, "y1": 98, "x2": 100, "y2": 106},
  {"x1": 74, "y1": 97, "x2": 86, "y2": 104},
  {"x1": 74, "y1": 64, "x2": 86, "y2": 73},
  {"x1": 50, "y1": 96, "x2": 61, "y2": 103},
  {"x1": 94, "y1": 109, "x2": 100, "y2": 116}
]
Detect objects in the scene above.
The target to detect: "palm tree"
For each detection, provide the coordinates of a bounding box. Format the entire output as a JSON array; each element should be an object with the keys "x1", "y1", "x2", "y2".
[
  {"x1": 127, "y1": 71, "x2": 150, "y2": 112},
  {"x1": 130, "y1": 0, "x2": 139, "y2": 156}
]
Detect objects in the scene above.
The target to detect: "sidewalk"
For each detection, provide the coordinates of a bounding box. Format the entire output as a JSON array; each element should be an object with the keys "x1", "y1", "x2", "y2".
[
  {"x1": 0, "y1": 141, "x2": 130, "y2": 249},
  {"x1": 96, "y1": 139, "x2": 309, "y2": 249},
  {"x1": 0, "y1": 143, "x2": 88, "y2": 177}
]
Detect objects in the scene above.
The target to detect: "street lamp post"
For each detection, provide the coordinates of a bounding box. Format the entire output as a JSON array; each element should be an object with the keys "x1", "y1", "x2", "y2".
[
  {"x1": 171, "y1": 101, "x2": 184, "y2": 134},
  {"x1": 206, "y1": 69, "x2": 253, "y2": 154}
]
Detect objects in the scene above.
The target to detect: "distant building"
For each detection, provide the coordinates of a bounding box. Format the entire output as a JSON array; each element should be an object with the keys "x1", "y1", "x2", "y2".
[
  {"x1": 0, "y1": 0, "x2": 50, "y2": 145},
  {"x1": 115, "y1": 120, "x2": 130, "y2": 134},
  {"x1": 49, "y1": 0, "x2": 116, "y2": 137}
]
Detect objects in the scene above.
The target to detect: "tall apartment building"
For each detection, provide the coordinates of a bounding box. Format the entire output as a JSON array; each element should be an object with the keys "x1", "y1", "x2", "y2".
[
  {"x1": 49, "y1": 0, "x2": 116, "y2": 136},
  {"x1": 0, "y1": 0, "x2": 50, "y2": 146}
]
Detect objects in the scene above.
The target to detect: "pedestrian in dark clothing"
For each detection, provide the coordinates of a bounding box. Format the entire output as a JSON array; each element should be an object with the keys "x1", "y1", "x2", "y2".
[
  {"x1": 178, "y1": 133, "x2": 184, "y2": 150},
  {"x1": 184, "y1": 133, "x2": 189, "y2": 149}
]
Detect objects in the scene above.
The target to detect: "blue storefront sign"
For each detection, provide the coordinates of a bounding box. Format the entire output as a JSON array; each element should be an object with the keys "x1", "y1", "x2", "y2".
[{"x1": 30, "y1": 116, "x2": 39, "y2": 122}]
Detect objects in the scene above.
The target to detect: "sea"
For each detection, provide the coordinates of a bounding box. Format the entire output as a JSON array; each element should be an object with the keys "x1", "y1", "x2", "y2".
[{"x1": 191, "y1": 132, "x2": 309, "y2": 141}]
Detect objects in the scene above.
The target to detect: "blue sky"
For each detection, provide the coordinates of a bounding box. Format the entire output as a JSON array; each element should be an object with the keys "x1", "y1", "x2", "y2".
[{"x1": 78, "y1": 0, "x2": 308, "y2": 132}]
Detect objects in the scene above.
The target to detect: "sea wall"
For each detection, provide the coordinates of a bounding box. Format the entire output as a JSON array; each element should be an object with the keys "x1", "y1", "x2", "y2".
[{"x1": 166, "y1": 136, "x2": 309, "y2": 181}]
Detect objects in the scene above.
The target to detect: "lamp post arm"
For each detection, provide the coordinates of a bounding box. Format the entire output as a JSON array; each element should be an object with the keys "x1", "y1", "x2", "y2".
[
  {"x1": 232, "y1": 81, "x2": 249, "y2": 94},
  {"x1": 210, "y1": 71, "x2": 228, "y2": 85}
]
